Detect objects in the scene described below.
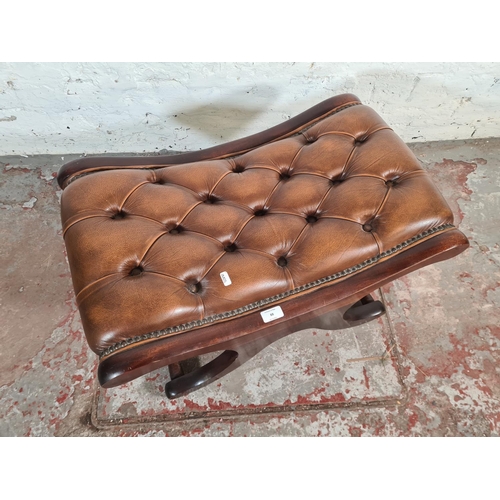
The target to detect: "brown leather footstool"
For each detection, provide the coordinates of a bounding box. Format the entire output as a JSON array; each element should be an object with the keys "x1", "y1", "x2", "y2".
[{"x1": 58, "y1": 93, "x2": 469, "y2": 399}]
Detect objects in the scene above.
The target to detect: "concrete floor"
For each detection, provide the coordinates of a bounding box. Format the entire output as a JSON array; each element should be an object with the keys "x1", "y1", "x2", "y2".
[{"x1": 1, "y1": 138, "x2": 499, "y2": 436}]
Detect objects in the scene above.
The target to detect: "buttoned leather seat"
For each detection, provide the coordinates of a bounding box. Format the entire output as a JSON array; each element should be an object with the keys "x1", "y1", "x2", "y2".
[{"x1": 58, "y1": 93, "x2": 469, "y2": 398}]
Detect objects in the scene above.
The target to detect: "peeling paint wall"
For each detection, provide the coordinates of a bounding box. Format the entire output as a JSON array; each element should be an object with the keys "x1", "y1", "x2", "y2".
[{"x1": 0, "y1": 62, "x2": 499, "y2": 155}]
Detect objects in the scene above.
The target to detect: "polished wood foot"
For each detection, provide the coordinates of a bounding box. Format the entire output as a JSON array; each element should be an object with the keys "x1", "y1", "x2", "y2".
[
  {"x1": 342, "y1": 294, "x2": 385, "y2": 323},
  {"x1": 165, "y1": 350, "x2": 238, "y2": 399}
]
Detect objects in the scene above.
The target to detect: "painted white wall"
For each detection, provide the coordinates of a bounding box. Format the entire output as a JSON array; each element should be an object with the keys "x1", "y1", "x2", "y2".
[{"x1": 1, "y1": 62, "x2": 499, "y2": 156}]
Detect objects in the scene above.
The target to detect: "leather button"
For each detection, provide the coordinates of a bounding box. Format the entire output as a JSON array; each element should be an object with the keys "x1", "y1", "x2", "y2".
[
  {"x1": 204, "y1": 195, "x2": 219, "y2": 204},
  {"x1": 277, "y1": 256, "x2": 288, "y2": 267},
  {"x1": 224, "y1": 243, "x2": 237, "y2": 253},
  {"x1": 233, "y1": 164, "x2": 245, "y2": 173},
  {"x1": 280, "y1": 172, "x2": 291, "y2": 180},
  {"x1": 169, "y1": 226, "x2": 182, "y2": 234},
  {"x1": 306, "y1": 215, "x2": 318, "y2": 224},
  {"x1": 254, "y1": 208, "x2": 268, "y2": 216},
  {"x1": 111, "y1": 211, "x2": 126, "y2": 219},
  {"x1": 129, "y1": 267, "x2": 143, "y2": 276},
  {"x1": 187, "y1": 282, "x2": 202, "y2": 294},
  {"x1": 386, "y1": 177, "x2": 399, "y2": 187},
  {"x1": 331, "y1": 178, "x2": 343, "y2": 186},
  {"x1": 362, "y1": 223, "x2": 373, "y2": 232}
]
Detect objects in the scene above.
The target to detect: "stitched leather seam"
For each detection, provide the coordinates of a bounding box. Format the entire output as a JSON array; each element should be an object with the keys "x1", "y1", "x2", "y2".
[
  {"x1": 283, "y1": 265, "x2": 296, "y2": 289},
  {"x1": 176, "y1": 201, "x2": 204, "y2": 226},
  {"x1": 288, "y1": 142, "x2": 308, "y2": 172},
  {"x1": 307, "y1": 131, "x2": 356, "y2": 140},
  {"x1": 118, "y1": 180, "x2": 151, "y2": 212},
  {"x1": 315, "y1": 183, "x2": 335, "y2": 214},
  {"x1": 76, "y1": 271, "x2": 125, "y2": 304},
  {"x1": 285, "y1": 220, "x2": 312, "y2": 256},
  {"x1": 99, "y1": 223, "x2": 455, "y2": 359},
  {"x1": 232, "y1": 215, "x2": 257, "y2": 241},
  {"x1": 201, "y1": 198, "x2": 255, "y2": 216},
  {"x1": 320, "y1": 216, "x2": 361, "y2": 224},
  {"x1": 262, "y1": 178, "x2": 283, "y2": 206},
  {"x1": 199, "y1": 251, "x2": 229, "y2": 282},
  {"x1": 196, "y1": 293, "x2": 206, "y2": 320},
  {"x1": 209, "y1": 168, "x2": 233, "y2": 196},
  {"x1": 397, "y1": 170, "x2": 429, "y2": 181},
  {"x1": 341, "y1": 143, "x2": 357, "y2": 179},
  {"x1": 236, "y1": 247, "x2": 282, "y2": 260},
  {"x1": 372, "y1": 184, "x2": 392, "y2": 220},
  {"x1": 346, "y1": 174, "x2": 390, "y2": 181},
  {"x1": 76, "y1": 269, "x2": 186, "y2": 305},
  {"x1": 139, "y1": 270, "x2": 186, "y2": 285},
  {"x1": 371, "y1": 232, "x2": 382, "y2": 255},
  {"x1": 138, "y1": 231, "x2": 169, "y2": 263},
  {"x1": 314, "y1": 126, "x2": 392, "y2": 142},
  {"x1": 63, "y1": 212, "x2": 111, "y2": 237},
  {"x1": 173, "y1": 228, "x2": 224, "y2": 246},
  {"x1": 288, "y1": 171, "x2": 331, "y2": 181}
]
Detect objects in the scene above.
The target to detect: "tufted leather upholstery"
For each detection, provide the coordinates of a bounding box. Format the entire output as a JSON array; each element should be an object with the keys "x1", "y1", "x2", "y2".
[{"x1": 60, "y1": 97, "x2": 455, "y2": 359}]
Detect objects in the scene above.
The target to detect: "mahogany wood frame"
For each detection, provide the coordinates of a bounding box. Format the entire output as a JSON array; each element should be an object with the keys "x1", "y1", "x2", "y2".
[
  {"x1": 58, "y1": 93, "x2": 469, "y2": 397},
  {"x1": 98, "y1": 229, "x2": 468, "y2": 394},
  {"x1": 164, "y1": 296, "x2": 386, "y2": 399}
]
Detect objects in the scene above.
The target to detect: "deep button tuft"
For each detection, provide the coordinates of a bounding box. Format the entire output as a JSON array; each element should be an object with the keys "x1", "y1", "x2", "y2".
[
  {"x1": 129, "y1": 266, "x2": 143, "y2": 276},
  {"x1": 386, "y1": 177, "x2": 400, "y2": 187},
  {"x1": 277, "y1": 256, "x2": 288, "y2": 267},
  {"x1": 254, "y1": 208, "x2": 268, "y2": 216},
  {"x1": 111, "y1": 210, "x2": 126, "y2": 219},
  {"x1": 169, "y1": 225, "x2": 183, "y2": 234},
  {"x1": 204, "y1": 194, "x2": 219, "y2": 204},
  {"x1": 60, "y1": 98, "x2": 462, "y2": 364},
  {"x1": 187, "y1": 282, "x2": 202, "y2": 294}
]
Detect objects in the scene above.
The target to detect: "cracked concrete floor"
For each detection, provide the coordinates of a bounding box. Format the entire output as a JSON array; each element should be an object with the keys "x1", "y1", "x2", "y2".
[{"x1": 0, "y1": 138, "x2": 499, "y2": 436}]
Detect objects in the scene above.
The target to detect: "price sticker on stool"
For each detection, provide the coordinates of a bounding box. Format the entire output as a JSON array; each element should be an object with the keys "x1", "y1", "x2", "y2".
[
  {"x1": 260, "y1": 305, "x2": 284, "y2": 323},
  {"x1": 220, "y1": 271, "x2": 232, "y2": 286}
]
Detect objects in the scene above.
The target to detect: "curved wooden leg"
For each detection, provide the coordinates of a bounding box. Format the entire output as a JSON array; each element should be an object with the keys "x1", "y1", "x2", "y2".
[
  {"x1": 342, "y1": 294, "x2": 385, "y2": 323},
  {"x1": 165, "y1": 332, "x2": 275, "y2": 399},
  {"x1": 164, "y1": 294, "x2": 385, "y2": 399},
  {"x1": 165, "y1": 350, "x2": 238, "y2": 399},
  {"x1": 298, "y1": 294, "x2": 385, "y2": 331}
]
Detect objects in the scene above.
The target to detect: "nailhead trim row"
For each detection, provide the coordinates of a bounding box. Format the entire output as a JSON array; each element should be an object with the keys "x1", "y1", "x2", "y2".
[{"x1": 100, "y1": 223, "x2": 454, "y2": 359}]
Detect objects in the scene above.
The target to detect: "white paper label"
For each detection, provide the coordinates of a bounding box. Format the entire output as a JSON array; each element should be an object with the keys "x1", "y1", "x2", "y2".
[
  {"x1": 220, "y1": 271, "x2": 232, "y2": 286},
  {"x1": 260, "y1": 306, "x2": 284, "y2": 323}
]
